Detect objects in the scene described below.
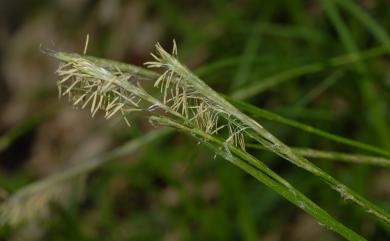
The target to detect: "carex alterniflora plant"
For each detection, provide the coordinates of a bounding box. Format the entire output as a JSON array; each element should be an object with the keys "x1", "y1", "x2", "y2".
[{"x1": 2, "y1": 40, "x2": 389, "y2": 241}]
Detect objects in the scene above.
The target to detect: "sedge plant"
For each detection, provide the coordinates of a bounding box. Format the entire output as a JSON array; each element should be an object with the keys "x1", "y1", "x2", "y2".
[
  {"x1": 50, "y1": 42, "x2": 390, "y2": 240},
  {"x1": 2, "y1": 41, "x2": 390, "y2": 240}
]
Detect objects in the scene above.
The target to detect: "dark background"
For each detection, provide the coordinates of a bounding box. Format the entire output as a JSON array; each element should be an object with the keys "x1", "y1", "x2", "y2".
[{"x1": 0, "y1": 0, "x2": 390, "y2": 240}]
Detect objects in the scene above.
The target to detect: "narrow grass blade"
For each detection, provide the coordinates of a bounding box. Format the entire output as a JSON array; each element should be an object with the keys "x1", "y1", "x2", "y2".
[
  {"x1": 230, "y1": 47, "x2": 387, "y2": 99},
  {"x1": 291, "y1": 148, "x2": 390, "y2": 168},
  {"x1": 335, "y1": 0, "x2": 390, "y2": 52},
  {"x1": 228, "y1": 97, "x2": 390, "y2": 158},
  {"x1": 295, "y1": 71, "x2": 342, "y2": 106},
  {"x1": 321, "y1": 0, "x2": 390, "y2": 149},
  {"x1": 231, "y1": 19, "x2": 265, "y2": 90},
  {"x1": 247, "y1": 143, "x2": 390, "y2": 168},
  {"x1": 0, "y1": 129, "x2": 170, "y2": 225}
]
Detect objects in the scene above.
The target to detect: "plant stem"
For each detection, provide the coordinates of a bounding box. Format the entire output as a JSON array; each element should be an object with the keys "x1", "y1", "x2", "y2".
[
  {"x1": 228, "y1": 97, "x2": 390, "y2": 158},
  {"x1": 292, "y1": 148, "x2": 390, "y2": 168},
  {"x1": 1, "y1": 129, "x2": 170, "y2": 224},
  {"x1": 247, "y1": 143, "x2": 390, "y2": 168},
  {"x1": 152, "y1": 116, "x2": 366, "y2": 241}
]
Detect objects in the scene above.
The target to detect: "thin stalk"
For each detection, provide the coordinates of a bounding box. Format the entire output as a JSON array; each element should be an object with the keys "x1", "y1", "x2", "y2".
[
  {"x1": 247, "y1": 143, "x2": 390, "y2": 168},
  {"x1": 152, "y1": 116, "x2": 366, "y2": 241},
  {"x1": 292, "y1": 148, "x2": 390, "y2": 168},
  {"x1": 294, "y1": 71, "x2": 342, "y2": 106},
  {"x1": 0, "y1": 129, "x2": 170, "y2": 225},
  {"x1": 14, "y1": 129, "x2": 169, "y2": 197},
  {"x1": 227, "y1": 97, "x2": 390, "y2": 158},
  {"x1": 248, "y1": 131, "x2": 390, "y2": 224}
]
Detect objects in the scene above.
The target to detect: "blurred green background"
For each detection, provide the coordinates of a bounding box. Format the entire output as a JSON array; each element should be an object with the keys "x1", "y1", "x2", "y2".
[{"x1": 0, "y1": 0, "x2": 390, "y2": 240}]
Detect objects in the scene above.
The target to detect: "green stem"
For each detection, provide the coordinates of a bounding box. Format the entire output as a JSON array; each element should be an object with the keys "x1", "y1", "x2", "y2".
[
  {"x1": 248, "y1": 131, "x2": 390, "y2": 225},
  {"x1": 228, "y1": 97, "x2": 390, "y2": 158},
  {"x1": 247, "y1": 143, "x2": 390, "y2": 168},
  {"x1": 4, "y1": 129, "x2": 169, "y2": 205},
  {"x1": 292, "y1": 148, "x2": 390, "y2": 168},
  {"x1": 152, "y1": 116, "x2": 366, "y2": 241}
]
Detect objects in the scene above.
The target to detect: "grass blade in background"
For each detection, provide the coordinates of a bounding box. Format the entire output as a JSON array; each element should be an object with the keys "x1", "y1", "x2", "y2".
[
  {"x1": 0, "y1": 129, "x2": 170, "y2": 225},
  {"x1": 335, "y1": 0, "x2": 390, "y2": 52},
  {"x1": 230, "y1": 47, "x2": 387, "y2": 100},
  {"x1": 321, "y1": 0, "x2": 390, "y2": 149},
  {"x1": 228, "y1": 97, "x2": 390, "y2": 158}
]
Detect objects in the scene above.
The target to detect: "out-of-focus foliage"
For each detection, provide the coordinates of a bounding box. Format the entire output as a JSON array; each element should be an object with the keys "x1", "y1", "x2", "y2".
[{"x1": 1, "y1": 0, "x2": 390, "y2": 240}]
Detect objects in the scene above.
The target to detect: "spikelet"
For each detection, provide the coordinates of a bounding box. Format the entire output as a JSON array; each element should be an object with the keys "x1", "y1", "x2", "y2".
[
  {"x1": 53, "y1": 40, "x2": 247, "y2": 149},
  {"x1": 145, "y1": 41, "x2": 247, "y2": 150},
  {"x1": 56, "y1": 58, "x2": 144, "y2": 126}
]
